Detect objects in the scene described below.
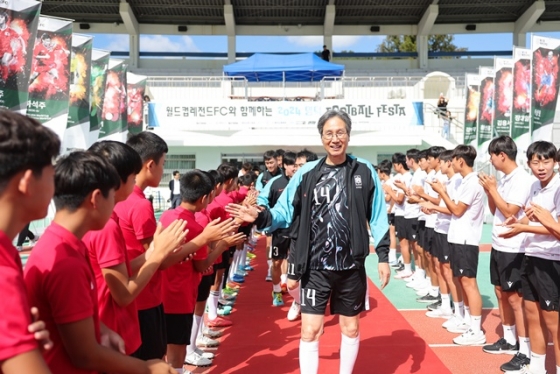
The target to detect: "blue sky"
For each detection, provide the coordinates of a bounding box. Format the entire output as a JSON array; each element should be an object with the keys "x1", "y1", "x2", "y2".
[{"x1": 91, "y1": 32, "x2": 560, "y2": 54}]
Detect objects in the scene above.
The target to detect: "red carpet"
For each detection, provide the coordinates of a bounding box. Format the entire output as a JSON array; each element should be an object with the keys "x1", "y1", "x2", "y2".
[{"x1": 191, "y1": 239, "x2": 450, "y2": 374}]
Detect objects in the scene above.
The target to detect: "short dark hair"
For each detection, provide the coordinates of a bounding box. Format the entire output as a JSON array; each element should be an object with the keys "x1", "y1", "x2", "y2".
[
  {"x1": 406, "y1": 148, "x2": 420, "y2": 163},
  {"x1": 282, "y1": 151, "x2": 296, "y2": 166},
  {"x1": 439, "y1": 150, "x2": 454, "y2": 163},
  {"x1": 418, "y1": 149, "x2": 428, "y2": 160},
  {"x1": 217, "y1": 162, "x2": 238, "y2": 181},
  {"x1": 89, "y1": 141, "x2": 142, "y2": 183},
  {"x1": 238, "y1": 173, "x2": 254, "y2": 187},
  {"x1": 263, "y1": 150, "x2": 277, "y2": 161},
  {"x1": 391, "y1": 152, "x2": 409, "y2": 170},
  {"x1": 0, "y1": 111, "x2": 60, "y2": 191},
  {"x1": 207, "y1": 169, "x2": 223, "y2": 186},
  {"x1": 296, "y1": 148, "x2": 318, "y2": 162},
  {"x1": 427, "y1": 146, "x2": 446, "y2": 159},
  {"x1": 317, "y1": 110, "x2": 352, "y2": 136},
  {"x1": 378, "y1": 159, "x2": 392, "y2": 175},
  {"x1": 488, "y1": 136, "x2": 517, "y2": 160},
  {"x1": 452, "y1": 145, "x2": 477, "y2": 167},
  {"x1": 54, "y1": 151, "x2": 120, "y2": 212},
  {"x1": 126, "y1": 131, "x2": 168, "y2": 165},
  {"x1": 173, "y1": 170, "x2": 180, "y2": 176},
  {"x1": 241, "y1": 162, "x2": 253, "y2": 172},
  {"x1": 180, "y1": 170, "x2": 213, "y2": 203},
  {"x1": 275, "y1": 149, "x2": 285, "y2": 157},
  {"x1": 527, "y1": 141, "x2": 557, "y2": 161}
]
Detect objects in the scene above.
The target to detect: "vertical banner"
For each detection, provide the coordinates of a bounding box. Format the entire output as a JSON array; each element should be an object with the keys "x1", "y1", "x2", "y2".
[
  {"x1": 512, "y1": 47, "x2": 532, "y2": 162},
  {"x1": 99, "y1": 59, "x2": 127, "y2": 141},
  {"x1": 126, "y1": 72, "x2": 147, "y2": 135},
  {"x1": 463, "y1": 73, "x2": 481, "y2": 146},
  {"x1": 0, "y1": 0, "x2": 41, "y2": 113},
  {"x1": 477, "y1": 67, "x2": 494, "y2": 160},
  {"x1": 531, "y1": 35, "x2": 560, "y2": 142},
  {"x1": 26, "y1": 15, "x2": 73, "y2": 142},
  {"x1": 62, "y1": 34, "x2": 92, "y2": 152},
  {"x1": 493, "y1": 57, "x2": 513, "y2": 136},
  {"x1": 88, "y1": 49, "x2": 110, "y2": 146}
]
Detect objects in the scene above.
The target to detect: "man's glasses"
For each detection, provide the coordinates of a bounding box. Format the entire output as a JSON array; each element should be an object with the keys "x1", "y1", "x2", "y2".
[{"x1": 322, "y1": 131, "x2": 348, "y2": 140}]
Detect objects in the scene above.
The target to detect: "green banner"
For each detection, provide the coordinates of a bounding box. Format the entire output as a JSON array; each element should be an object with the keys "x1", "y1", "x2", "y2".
[
  {"x1": 492, "y1": 58, "x2": 513, "y2": 137},
  {"x1": 126, "y1": 72, "x2": 147, "y2": 135},
  {"x1": 511, "y1": 47, "x2": 532, "y2": 151},
  {"x1": 89, "y1": 49, "x2": 110, "y2": 136},
  {"x1": 0, "y1": 0, "x2": 41, "y2": 114},
  {"x1": 99, "y1": 59, "x2": 127, "y2": 140},
  {"x1": 26, "y1": 15, "x2": 73, "y2": 141},
  {"x1": 477, "y1": 67, "x2": 494, "y2": 147},
  {"x1": 463, "y1": 74, "x2": 480, "y2": 146}
]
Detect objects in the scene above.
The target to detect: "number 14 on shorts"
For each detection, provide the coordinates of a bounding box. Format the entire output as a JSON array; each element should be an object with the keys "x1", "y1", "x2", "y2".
[{"x1": 301, "y1": 288, "x2": 316, "y2": 307}]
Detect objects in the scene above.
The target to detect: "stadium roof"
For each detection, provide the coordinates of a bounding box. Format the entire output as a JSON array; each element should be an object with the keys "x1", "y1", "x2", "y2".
[{"x1": 41, "y1": 0, "x2": 560, "y2": 27}]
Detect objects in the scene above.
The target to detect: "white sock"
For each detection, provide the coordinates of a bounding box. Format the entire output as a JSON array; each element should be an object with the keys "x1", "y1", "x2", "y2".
[
  {"x1": 299, "y1": 340, "x2": 319, "y2": 374},
  {"x1": 441, "y1": 294, "x2": 451, "y2": 313},
  {"x1": 426, "y1": 276, "x2": 431, "y2": 284},
  {"x1": 502, "y1": 325, "x2": 517, "y2": 346},
  {"x1": 186, "y1": 314, "x2": 202, "y2": 356},
  {"x1": 242, "y1": 245, "x2": 248, "y2": 266},
  {"x1": 454, "y1": 301, "x2": 464, "y2": 319},
  {"x1": 207, "y1": 291, "x2": 219, "y2": 321},
  {"x1": 233, "y1": 250, "x2": 241, "y2": 274},
  {"x1": 470, "y1": 315, "x2": 482, "y2": 333},
  {"x1": 430, "y1": 286, "x2": 439, "y2": 297},
  {"x1": 416, "y1": 268, "x2": 426, "y2": 279},
  {"x1": 530, "y1": 351, "x2": 546, "y2": 374},
  {"x1": 288, "y1": 283, "x2": 301, "y2": 304},
  {"x1": 556, "y1": 365, "x2": 560, "y2": 374},
  {"x1": 280, "y1": 273, "x2": 288, "y2": 284},
  {"x1": 464, "y1": 306, "x2": 471, "y2": 323},
  {"x1": 339, "y1": 334, "x2": 360, "y2": 374},
  {"x1": 273, "y1": 283, "x2": 281, "y2": 293},
  {"x1": 389, "y1": 248, "x2": 397, "y2": 263},
  {"x1": 519, "y1": 336, "x2": 530, "y2": 356},
  {"x1": 404, "y1": 263, "x2": 412, "y2": 273}
]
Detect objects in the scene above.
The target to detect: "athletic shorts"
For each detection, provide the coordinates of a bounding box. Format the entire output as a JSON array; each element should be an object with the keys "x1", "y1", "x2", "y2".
[
  {"x1": 165, "y1": 313, "x2": 193, "y2": 345},
  {"x1": 403, "y1": 218, "x2": 419, "y2": 242},
  {"x1": 388, "y1": 213, "x2": 395, "y2": 226},
  {"x1": 131, "y1": 304, "x2": 167, "y2": 360},
  {"x1": 394, "y1": 216, "x2": 406, "y2": 240},
  {"x1": 449, "y1": 243, "x2": 479, "y2": 278},
  {"x1": 521, "y1": 256, "x2": 560, "y2": 311},
  {"x1": 197, "y1": 271, "x2": 217, "y2": 302},
  {"x1": 215, "y1": 246, "x2": 235, "y2": 269},
  {"x1": 417, "y1": 220, "x2": 426, "y2": 248},
  {"x1": 489, "y1": 248, "x2": 524, "y2": 292},
  {"x1": 423, "y1": 227, "x2": 435, "y2": 254},
  {"x1": 270, "y1": 230, "x2": 290, "y2": 260},
  {"x1": 300, "y1": 268, "x2": 367, "y2": 317},
  {"x1": 433, "y1": 232, "x2": 451, "y2": 264}
]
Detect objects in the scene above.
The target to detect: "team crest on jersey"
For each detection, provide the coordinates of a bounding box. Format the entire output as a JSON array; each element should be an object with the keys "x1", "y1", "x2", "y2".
[{"x1": 354, "y1": 175, "x2": 362, "y2": 189}]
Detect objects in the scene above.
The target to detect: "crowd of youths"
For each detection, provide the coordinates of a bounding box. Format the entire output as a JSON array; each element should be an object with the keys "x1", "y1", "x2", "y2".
[{"x1": 3, "y1": 107, "x2": 560, "y2": 374}]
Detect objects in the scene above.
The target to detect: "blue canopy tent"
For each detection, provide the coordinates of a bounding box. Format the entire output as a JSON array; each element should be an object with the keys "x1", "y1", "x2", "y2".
[{"x1": 223, "y1": 53, "x2": 345, "y2": 82}]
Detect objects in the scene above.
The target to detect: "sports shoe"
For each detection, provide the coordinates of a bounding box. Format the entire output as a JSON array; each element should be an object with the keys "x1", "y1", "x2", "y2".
[
  {"x1": 207, "y1": 316, "x2": 233, "y2": 328},
  {"x1": 514, "y1": 365, "x2": 545, "y2": 374},
  {"x1": 403, "y1": 274, "x2": 416, "y2": 283},
  {"x1": 272, "y1": 291, "x2": 284, "y2": 306},
  {"x1": 482, "y1": 338, "x2": 519, "y2": 355},
  {"x1": 222, "y1": 287, "x2": 238, "y2": 297},
  {"x1": 394, "y1": 271, "x2": 413, "y2": 280},
  {"x1": 425, "y1": 308, "x2": 453, "y2": 319},
  {"x1": 196, "y1": 335, "x2": 220, "y2": 348},
  {"x1": 443, "y1": 315, "x2": 469, "y2": 333},
  {"x1": 265, "y1": 274, "x2": 272, "y2": 282},
  {"x1": 185, "y1": 351, "x2": 212, "y2": 367},
  {"x1": 500, "y1": 352, "x2": 531, "y2": 372},
  {"x1": 16, "y1": 246, "x2": 23, "y2": 252},
  {"x1": 218, "y1": 298, "x2": 235, "y2": 307},
  {"x1": 415, "y1": 287, "x2": 430, "y2": 297},
  {"x1": 389, "y1": 260, "x2": 399, "y2": 268},
  {"x1": 281, "y1": 283, "x2": 288, "y2": 294},
  {"x1": 217, "y1": 306, "x2": 232, "y2": 316},
  {"x1": 221, "y1": 293, "x2": 237, "y2": 301},
  {"x1": 246, "y1": 252, "x2": 256, "y2": 260},
  {"x1": 244, "y1": 265, "x2": 254, "y2": 271},
  {"x1": 394, "y1": 263, "x2": 405, "y2": 272},
  {"x1": 226, "y1": 282, "x2": 241, "y2": 290},
  {"x1": 287, "y1": 301, "x2": 301, "y2": 321},
  {"x1": 232, "y1": 274, "x2": 245, "y2": 283},
  {"x1": 405, "y1": 278, "x2": 421, "y2": 288},
  {"x1": 427, "y1": 300, "x2": 441, "y2": 311},
  {"x1": 236, "y1": 269, "x2": 248, "y2": 277},
  {"x1": 416, "y1": 294, "x2": 440, "y2": 303},
  {"x1": 195, "y1": 347, "x2": 214, "y2": 360},
  {"x1": 453, "y1": 328, "x2": 486, "y2": 346},
  {"x1": 412, "y1": 279, "x2": 432, "y2": 291},
  {"x1": 203, "y1": 327, "x2": 223, "y2": 339}
]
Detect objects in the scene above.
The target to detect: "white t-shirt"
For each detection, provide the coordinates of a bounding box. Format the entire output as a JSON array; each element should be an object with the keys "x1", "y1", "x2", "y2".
[
  {"x1": 393, "y1": 171, "x2": 412, "y2": 217},
  {"x1": 173, "y1": 179, "x2": 180, "y2": 195},
  {"x1": 522, "y1": 174, "x2": 560, "y2": 261},
  {"x1": 425, "y1": 170, "x2": 446, "y2": 228},
  {"x1": 418, "y1": 169, "x2": 435, "y2": 223},
  {"x1": 435, "y1": 173, "x2": 461, "y2": 235},
  {"x1": 383, "y1": 176, "x2": 396, "y2": 213},
  {"x1": 492, "y1": 167, "x2": 534, "y2": 253},
  {"x1": 447, "y1": 172, "x2": 485, "y2": 246},
  {"x1": 404, "y1": 168, "x2": 427, "y2": 219}
]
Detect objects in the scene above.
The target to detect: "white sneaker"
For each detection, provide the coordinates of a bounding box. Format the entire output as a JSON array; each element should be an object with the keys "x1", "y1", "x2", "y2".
[
  {"x1": 405, "y1": 278, "x2": 421, "y2": 288},
  {"x1": 426, "y1": 308, "x2": 453, "y2": 319},
  {"x1": 287, "y1": 301, "x2": 301, "y2": 321},
  {"x1": 509, "y1": 364, "x2": 545, "y2": 374},
  {"x1": 202, "y1": 327, "x2": 223, "y2": 339},
  {"x1": 415, "y1": 287, "x2": 430, "y2": 297},
  {"x1": 412, "y1": 279, "x2": 431, "y2": 291},
  {"x1": 403, "y1": 273, "x2": 416, "y2": 283},
  {"x1": 195, "y1": 347, "x2": 214, "y2": 360},
  {"x1": 453, "y1": 328, "x2": 486, "y2": 346},
  {"x1": 196, "y1": 335, "x2": 219, "y2": 347},
  {"x1": 394, "y1": 271, "x2": 414, "y2": 280},
  {"x1": 443, "y1": 315, "x2": 469, "y2": 333},
  {"x1": 184, "y1": 351, "x2": 212, "y2": 367}
]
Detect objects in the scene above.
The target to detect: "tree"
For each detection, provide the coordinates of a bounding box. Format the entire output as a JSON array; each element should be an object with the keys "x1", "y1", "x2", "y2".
[{"x1": 377, "y1": 34, "x2": 467, "y2": 53}]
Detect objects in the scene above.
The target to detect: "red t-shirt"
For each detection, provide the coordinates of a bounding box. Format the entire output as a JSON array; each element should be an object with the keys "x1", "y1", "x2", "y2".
[
  {"x1": 0, "y1": 230, "x2": 38, "y2": 364},
  {"x1": 195, "y1": 209, "x2": 217, "y2": 269},
  {"x1": 230, "y1": 186, "x2": 248, "y2": 203},
  {"x1": 161, "y1": 207, "x2": 207, "y2": 314},
  {"x1": 114, "y1": 185, "x2": 160, "y2": 310},
  {"x1": 83, "y1": 211, "x2": 141, "y2": 355},
  {"x1": 24, "y1": 223, "x2": 100, "y2": 374}
]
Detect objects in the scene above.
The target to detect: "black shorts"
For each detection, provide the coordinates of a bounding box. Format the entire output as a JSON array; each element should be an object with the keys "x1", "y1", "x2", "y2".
[
  {"x1": 271, "y1": 230, "x2": 290, "y2": 260},
  {"x1": 521, "y1": 256, "x2": 560, "y2": 311},
  {"x1": 489, "y1": 249, "x2": 524, "y2": 292},
  {"x1": 403, "y1": 218, "x2": 419, "y2": 242},
  {"x1": 417, "y1": 220, "x2": 426, "y2": 248},
  {"x1": 449, "y1": 243, "x2": 479, "y2": 278},
  {"x1": 131, "y1": 304, "x2": 167, "y2": 360},
  {"x1": 238, "y1": 224, "x2": 252, "y2": 237},
  {"x1": 394, "y1": 216, "x2": 406, "y2": 240},
  {"x1": 388, "y1": 213, "x2": 395, "y2": 226},
  {"x1": 215, "y1": 246, "x2": 234, "y2": 269},
  {"x1": 433, "y1": 232, "x2": 451, "y2": 264},
  {"x1": 165, "y1": 313, "x2": 193, "y2": 345},
  {"x1": 423, "y1": 227, "x2": 435, "y2": 254},
  {"x1": 300, "y1": 268, "x2": 367, "y2": 317},
  {"x1": 197, "y1": 271, "x2": 217, "y2": 302}
]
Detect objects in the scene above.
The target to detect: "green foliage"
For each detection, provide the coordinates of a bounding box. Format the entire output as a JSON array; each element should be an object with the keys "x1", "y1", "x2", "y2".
[{"x1": 377, "y1": 34, "x2": 467, "y2": 53}]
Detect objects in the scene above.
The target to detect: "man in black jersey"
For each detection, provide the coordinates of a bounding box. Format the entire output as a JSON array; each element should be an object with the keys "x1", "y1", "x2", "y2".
[
  {"x1": 255, "y1": 150, "x2": 282, "y2": 192},
  {"x1": 227, "y1": 111, "x2": 390, "y2": 374}
]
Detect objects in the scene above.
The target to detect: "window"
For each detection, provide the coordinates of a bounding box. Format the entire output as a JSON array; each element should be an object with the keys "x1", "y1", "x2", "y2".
[
  {"x1": 161, "y1": 154, "x2": 196, "y2": 186},
  {"x1": 377, "y1": 153, "x2": 393, "y2": 166}
]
